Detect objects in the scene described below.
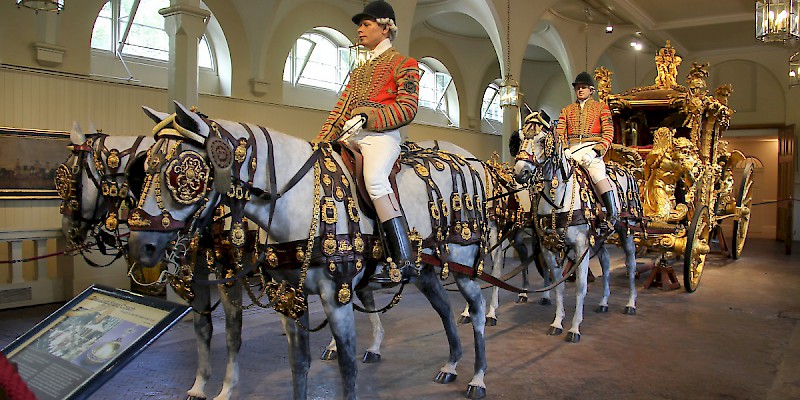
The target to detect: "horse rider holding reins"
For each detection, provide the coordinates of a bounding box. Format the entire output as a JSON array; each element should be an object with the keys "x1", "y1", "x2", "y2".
[
  {"x1": 313, "y1": 0, "x2": 420, "y2": 285},
  {"x1": 556, "y1": 71, "x2": 618, "y2": 235}
]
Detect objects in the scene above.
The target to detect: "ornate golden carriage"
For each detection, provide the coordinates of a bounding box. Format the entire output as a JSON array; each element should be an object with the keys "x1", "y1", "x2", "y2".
[{"x1": 598, "y1": 42, "x2": 755, "y2": 292}]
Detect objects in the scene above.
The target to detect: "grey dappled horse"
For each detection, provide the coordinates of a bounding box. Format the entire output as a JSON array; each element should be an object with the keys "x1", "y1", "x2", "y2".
[
  {"x1": 58, "y1": 126, "x2": 246, "y2": 400},
  {"x1": 513, "y1": 112, "x2": 639, "y2": 343},
  {"x1": 127, "y1": 102, "x2": 491, "y2": 399}
]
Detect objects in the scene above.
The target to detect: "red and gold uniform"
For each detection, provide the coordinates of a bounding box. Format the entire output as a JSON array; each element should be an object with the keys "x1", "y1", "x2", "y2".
[
  {"x1": 556, "y1": 97, "x2": 614, "y2": 154},
  {"x1": 315, "y1": 47, "x2": 419, "y2": 142}
]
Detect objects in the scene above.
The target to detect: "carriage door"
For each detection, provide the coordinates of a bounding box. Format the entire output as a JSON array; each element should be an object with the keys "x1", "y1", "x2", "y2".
[{"x1": 777, "y1": 124, "x2": 795, "y2": 255}]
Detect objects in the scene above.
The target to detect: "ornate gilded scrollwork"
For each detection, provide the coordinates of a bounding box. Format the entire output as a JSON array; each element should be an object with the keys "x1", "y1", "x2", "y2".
[{"x1": 165, "y1": 151, "x2": 210, "y2": 205}]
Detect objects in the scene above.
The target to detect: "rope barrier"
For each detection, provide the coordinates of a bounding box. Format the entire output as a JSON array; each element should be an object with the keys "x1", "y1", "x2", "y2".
[{"x1": 0, "y1": 233, "x2": 130, "y2": 265}]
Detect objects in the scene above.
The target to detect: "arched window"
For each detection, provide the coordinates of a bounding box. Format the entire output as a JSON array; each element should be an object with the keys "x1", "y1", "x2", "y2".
[
  {"x1": 481, "y1": 81, "x2": 503, "y2": 134},
  {"x1": 91, "y1": 0, "x2": 214, "y2": 69},
  {"x1": 283, "y1": 29, "x2": 352, "y2": 93},
  {"x1": 416, "y1": 58, "x2": 459, "y2": 127}
]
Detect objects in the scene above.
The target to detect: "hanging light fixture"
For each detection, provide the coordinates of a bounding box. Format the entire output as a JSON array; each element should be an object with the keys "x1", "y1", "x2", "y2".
[
  {"x1": 349, "y1": 41, "x2": 369, "y2": 70},
  {"x1": 16, "y1": 0, "x2": 64, "y2": 13},
  {"x1": 499, "y1": 0, "x2": 519, "y2": 107},
  {"x1": 755, "y1": 0, "x2": 799, "y2": 43},
  {"x1": 790, "y1": 51, "x2": 800, "y2": 87}
]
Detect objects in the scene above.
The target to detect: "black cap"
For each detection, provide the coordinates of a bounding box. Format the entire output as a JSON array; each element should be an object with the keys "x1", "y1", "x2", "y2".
[
  {"x1": 572, "y1": 71, "x2": 595, "y2": 87},
  {"x1": 352, "y1": 1, "x2": 396, "y2": 26}
]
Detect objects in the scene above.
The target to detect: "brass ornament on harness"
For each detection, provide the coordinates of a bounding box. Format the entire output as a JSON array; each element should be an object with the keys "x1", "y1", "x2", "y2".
[
  {"x1": 341, "y1": 175, "x2": 349, "y2": 186},
  {"x1": 166, "y1": 151, "x2": 210, "y2": 205},
  {"x1": 55, "y1": 164, "x2": 74, "y2": 200},
  {"x1": 372, "y1": 242, "x2": 383, "y2": 259},
  {"x1": 107, "y1": 149, "x2": 120, "y2": 169},
  {"x1": 451, "y1": 195, "x2": 462, "y2": 212},
  {"x1": 323, "y1": 174, "x2": 332, "y2": 186},
  {"x1": 231, "y1": 222, "x2": 246, "y2": 247},
  {"x1": 161, "y1": 213, "x2": 171, "y2": 229},
  {"x1": 465, "y1": 195, "x2": 473, "y2": 211},
  {"x1": 355, "y1": 259, "x2": 363, "y2": 271},
  {"x1": 551, "y1": 177, "x2": 559, "y2": 188},
  {"x1": 414, "y1": 164, "x2": 430, "y2": 177},
  {"x1": 324, "y1": 157, "x2": 337, "y2": 173},
  {"x1": 329, "y1": 261, "x2": 337, "y2": 273},
  {"x1": 105, "y1": 213, "x2": 118, "y2": 231},
  {"x1": 323, "y1": 234, "x2": 337, "y2": 256},
  {"x1": 441, "y1": 263, "x2": 450, "y2": 280},
  {"x1": 266, "y1": 247, "x2": 278, "y2": 267},
  {"x1": 235, "y1": 138, "x2": 248, "y2": 163},
  {"x1": 430, "y1": 201, "x2": 440, "y2": 220},
  {"x1": 322, "y1": 198, "x2": 338, "y2": 224},
  {"x1": 477, "y1": 260, "x2": 484, "y2": 275},
  {"x1": 389, "y1": 263, "x2": 402, "y2": 283},
  {"x1": 461, "y1": 224, "x2": 472, "y2": 241},
  {"x1": 353, "y1": 233, "x2": 365, "y2": 253},
  {"x1": 295, "y1": 245, "x2": 305, "y2": 261},
  {"x1": 334, "y1": 186, "x2": 345, "y2": 201},
  {"x1": 338, "y1": 283, "x2": 351, "y2": 304},
  {"x1": 347, "y1": 198, "x2": 360, "y2": 222},
  {"x1": 338, "y1": 240, "x2": 352, "y2": 253}
]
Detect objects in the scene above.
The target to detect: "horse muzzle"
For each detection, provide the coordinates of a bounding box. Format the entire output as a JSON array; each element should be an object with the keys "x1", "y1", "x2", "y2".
[{"x1": 128, "y1": 231, "x2": 173, "y2": 267}]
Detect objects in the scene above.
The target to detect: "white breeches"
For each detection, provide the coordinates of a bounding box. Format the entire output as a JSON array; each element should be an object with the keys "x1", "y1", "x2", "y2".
[
  {"x1": 351, "y1": 129, "x2": 401, "y2": 200},
  {"x1": 568, "y1": 142, "x2": 607, "y2": 185}
]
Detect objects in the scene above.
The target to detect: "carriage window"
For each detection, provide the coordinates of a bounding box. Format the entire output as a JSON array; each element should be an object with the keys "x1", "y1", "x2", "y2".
[
  {"x1": 283, "y1": 30, "x2": 352, "y2": 93},
  {"x1": 91, "y1": 0, "x2": 215, "y2": 69},
  {"x1": 417, "y1": 59, "x2": 458, "y2": 127},
  {"x1": 481, "y1": 81, "x2": 503, "y2": 134}
]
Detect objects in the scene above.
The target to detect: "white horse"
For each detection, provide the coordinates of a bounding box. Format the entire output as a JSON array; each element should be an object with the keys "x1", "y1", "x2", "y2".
[
  {"x1": 513, "y1": 112, "x2": 639, "y2": 343},
  {"x1": 127, "y1": 102, "x2": 492, "y2": 399},
  {"x1": 57, "y1": 126, "x2": 249, "y2": 400}
]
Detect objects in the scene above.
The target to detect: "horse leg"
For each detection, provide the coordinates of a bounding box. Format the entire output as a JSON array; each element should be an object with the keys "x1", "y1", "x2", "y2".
[
  {"x1": 187, "y1": 266, "x2": 213, "y2": 400},
  {"x1": 318, "y1": 284, "x2": 358, "y2": 400},
  {"x1": 413, "y1": 266, "x2": 462, "y2": 384},
  {"x1": 512, "y1": 232, "x2": 530, "y2": 304},
  {"x1": 280, "y1": 313, "x2": 310, "y2": 400},
  {"x1": 214, "y1": 280, "x2": 242, "y2": 400},
  {"x1": 454, "y1": 274, "x2": 488, "y2": 399},
  {"x1": 354, "y1": 288, "x2": 384, "y2": 363},
  {"x1": 485, "y1": 223, "x2": 503, "y2": 325},
  {"x1": 596, "y1": 246, "x2": 611, "y2": 313},
  {"x1": 566, "y1": 241, "x2": 590, "y2": 343},
  {"x1": 543, "y1": 250, "x2": 565, "y2": 336},
  {"x1": 621, "y1": 231, "x2": 638, "y2": 315}
]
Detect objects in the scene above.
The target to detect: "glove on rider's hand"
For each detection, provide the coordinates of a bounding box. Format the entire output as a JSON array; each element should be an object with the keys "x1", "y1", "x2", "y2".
[
  {"x1": 563, "y1": 148, "x2": 573, "y2": 159},
  {"x1": 339, "y1": 114, "x2": 366, "y2": 142}
]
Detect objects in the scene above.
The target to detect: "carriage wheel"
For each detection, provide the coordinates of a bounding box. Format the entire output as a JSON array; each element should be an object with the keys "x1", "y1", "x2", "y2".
[
  {"x1": 732, "y1": 162, "x2": 755, "y2": 259},
  {"x1": 684, "y1": 205, "x2": 711, "y2": 293}
]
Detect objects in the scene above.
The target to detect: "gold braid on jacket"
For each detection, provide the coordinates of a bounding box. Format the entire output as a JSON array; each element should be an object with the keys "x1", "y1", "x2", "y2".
[{"x1": 315, "y1": 48, "x2": 420, "y2": 142}]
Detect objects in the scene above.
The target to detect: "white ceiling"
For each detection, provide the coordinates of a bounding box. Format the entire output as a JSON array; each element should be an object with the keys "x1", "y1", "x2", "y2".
[{"x1": 422, "y1": 0, "x2": 761, "y2": 61}]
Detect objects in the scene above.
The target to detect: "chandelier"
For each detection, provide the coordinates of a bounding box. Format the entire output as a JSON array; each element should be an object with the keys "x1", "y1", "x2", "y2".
[
  {"x1": 755, "y1": 0, "x2": 799, "y2": 43},
  {"x1": 790, "y1": 51, "x2": 800, "y2": 87},
  {"x1": 16, "y1": 0, "x2": 64, "y2": 13},
  {"x1": 499, "y1": 0, "x2": 519, "y2": 107}
]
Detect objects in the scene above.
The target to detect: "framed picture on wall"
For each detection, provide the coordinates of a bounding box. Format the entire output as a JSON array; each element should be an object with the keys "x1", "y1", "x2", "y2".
[
  {"x1": 1, "y1": 284, "x2": 190, "y2": 400},
  {"x1": 0, "y1": 127, "x2": 71, "y2": 199}
]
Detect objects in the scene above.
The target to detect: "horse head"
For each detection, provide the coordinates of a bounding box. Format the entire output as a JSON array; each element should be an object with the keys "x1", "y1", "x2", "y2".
[
  {"x1": 57, "y1": 121, "x2": 124, "y2": 245},
  {"x1": 513, "y1": 110, "x2": 557, "y2": 185},
  {"x1": 128, "y1": 102, "x2": 224, "y2": 267}
]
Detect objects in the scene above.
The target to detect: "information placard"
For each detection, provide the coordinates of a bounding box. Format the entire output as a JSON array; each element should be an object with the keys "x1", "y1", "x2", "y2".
[{"x1": 2, "y1": 285, "x2": 190, "y2": 400}]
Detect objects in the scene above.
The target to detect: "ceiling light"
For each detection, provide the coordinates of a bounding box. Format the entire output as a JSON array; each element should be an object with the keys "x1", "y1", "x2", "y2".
[
  {"x1": 755, "y1": 0, "x2": 799, "y2": 43},
  {"x1": 16, "y1": 0, "x2": 64, "y2": 13},
  {"x1": 630, "y1": 41, "x2": 642, "y2": 51},
  {"x1": 606, "y1": 23, "x2": 613, "y2": 34}
]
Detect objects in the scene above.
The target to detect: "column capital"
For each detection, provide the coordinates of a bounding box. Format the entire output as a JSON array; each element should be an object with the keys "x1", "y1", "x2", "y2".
[{"x1": 158, "y1": 4, "x2": 210, "y2": 20}]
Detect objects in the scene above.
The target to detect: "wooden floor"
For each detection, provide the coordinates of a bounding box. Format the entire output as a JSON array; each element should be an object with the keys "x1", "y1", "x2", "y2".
[{"x1": 2, "y1": 238, "x2": 799, "y2": 399}]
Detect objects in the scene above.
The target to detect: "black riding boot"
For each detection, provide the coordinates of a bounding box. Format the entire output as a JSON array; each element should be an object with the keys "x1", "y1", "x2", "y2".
[
  {"x1": 370, "y1": 216, "x2": 415, "y2": 285},
  {"x1": 599, "y1": 191, "x2": 618, "y2": 236}
]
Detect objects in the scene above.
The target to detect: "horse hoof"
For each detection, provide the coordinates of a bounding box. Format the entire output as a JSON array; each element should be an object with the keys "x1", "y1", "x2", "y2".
[
  {"x1": 457, "y1": 315, "x2": 471, "y2": 324},
  {"x1": 321, "y1": 349, "x2": 338, "y2": 361},
  {"x1": 538, "y1": 298, "x2": 551, "y2": 306},
  {"x1": 596, "y1": 305, "x2": 609, "y2": 313},
  {"x1": 624, "y1": 306, "x2": 637, "y2": 315},
  {"x1": 516, "y1": 296, "x2": 528, "y2": 303},
  {"x1": 486, "y1": 317, "x2": 497, "y2": 326},
  {"x1": 434, "y1": 371, "x2": 458, "y2": 384},
  {"x1": 547, "y1": 326, "x2": 563, "y2": 336},
  {"x1": 362, "y1": 351, "x2": 381, "y2": 363},
  {"x1": 565, "y1": 332, "x2": 581, "y2": 343},
  {"x1": 465, "y1": 384, "x2": 487, "y2": 399},
  {"x1": 187, "y1": 396, "x2": 206, "y2": 400}
]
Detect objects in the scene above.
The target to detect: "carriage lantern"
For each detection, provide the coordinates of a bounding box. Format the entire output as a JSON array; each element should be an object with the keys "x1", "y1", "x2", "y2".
[
  {"x1": 755, "y1": 0, "x2": 799, "y2": 43},
  {"x1": 16, "y1": 0, "x2": 64, "y2": 13}
]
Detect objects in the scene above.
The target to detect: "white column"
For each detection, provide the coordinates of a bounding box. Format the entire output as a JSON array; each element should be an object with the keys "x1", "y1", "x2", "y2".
[{"x1": 159, "y1": 0, "x2": 210, "y2": 112}]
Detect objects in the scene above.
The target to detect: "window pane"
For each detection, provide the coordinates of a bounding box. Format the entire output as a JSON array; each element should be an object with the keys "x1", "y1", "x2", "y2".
[
  {"x1": 123, "y1": 0, "x2": 170, "y2": 60},
  {"x1": 482, "y1": 84, "x2": 502, "y2": 121},
  {"x1": 418, "y1": 64, "x2": 436, "y2": 109},
  {"x1": 198, "y1": 36, "x2": 213, "y2": 69},
  {"x1": 91, "y1": 2, "x2": 112, "y2": 51}
]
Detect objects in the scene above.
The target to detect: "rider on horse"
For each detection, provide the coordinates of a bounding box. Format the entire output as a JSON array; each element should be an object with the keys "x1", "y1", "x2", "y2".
[
  {"x1": 313, "y1": 1, "x2": 420, "y2": 285},
  {"x1": 556, "y1": 71, "x2": 618, "y2": 234}
]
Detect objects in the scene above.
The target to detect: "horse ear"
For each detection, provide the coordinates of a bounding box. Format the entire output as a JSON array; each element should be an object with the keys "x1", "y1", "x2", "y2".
[
  {"x1": 142, "y1": 106, "x2": 170, "y2": 124},
  {"x1": 70, "y1": 121, "x2": 86, "y2": 145},
  {"x1": 174, "y1": 101, "x2": 210, "y2": 140}
]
